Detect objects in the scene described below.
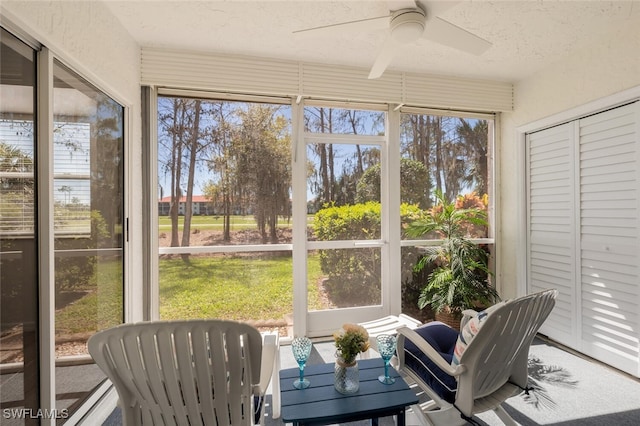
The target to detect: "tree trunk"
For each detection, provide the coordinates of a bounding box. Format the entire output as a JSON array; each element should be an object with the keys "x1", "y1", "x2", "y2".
[
  {"x1": 170, "y1": 100, "x2": 184, "y2": 248},
  {"x1": 181, "y1": 100, "x2": 201, "y2": 262}
]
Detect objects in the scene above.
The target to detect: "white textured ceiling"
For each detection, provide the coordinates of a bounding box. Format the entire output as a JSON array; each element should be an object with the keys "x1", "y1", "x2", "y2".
[{"x1": 102, "y1": 0, "x2": 640, "y2": 83}]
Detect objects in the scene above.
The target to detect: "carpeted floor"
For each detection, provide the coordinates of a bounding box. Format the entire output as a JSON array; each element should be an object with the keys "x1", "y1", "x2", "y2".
[{"x1": 102, "y1": 337, "x2": 640, "y2": 425}]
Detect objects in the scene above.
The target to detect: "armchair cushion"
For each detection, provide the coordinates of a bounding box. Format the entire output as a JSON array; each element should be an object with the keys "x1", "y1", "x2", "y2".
[{"x1": 403, "y1": 322, "x2": 459, "y2": 403}]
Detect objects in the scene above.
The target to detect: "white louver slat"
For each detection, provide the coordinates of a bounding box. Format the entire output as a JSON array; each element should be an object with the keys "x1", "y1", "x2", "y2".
[
  {"x1": 140, "y1": 47, "x2": 513, "y2": 112},
  {"x1": 578, "y1": 103, "x2": 639, "y2": 377},
  {"x1": 526, "y1": 123, "x2": 578, "y2": 346}
]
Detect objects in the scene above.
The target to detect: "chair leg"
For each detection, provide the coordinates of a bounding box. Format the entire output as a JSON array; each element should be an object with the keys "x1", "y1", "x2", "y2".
[
  {"x1": 271, "y1": 344, "x2": 281, "y2": 419},
  {"x1": 405, "y1": 405, "x2": 431, "y2": 426},
  {"x1": 493, "y1": 405, "x2": 518, "y2": 426},
  {"x1": 404, "y1": 405, "x2": 431, "y2": 426},
  {"x1": 411, "y1": 402, "x2": 466, "y2": 426}
]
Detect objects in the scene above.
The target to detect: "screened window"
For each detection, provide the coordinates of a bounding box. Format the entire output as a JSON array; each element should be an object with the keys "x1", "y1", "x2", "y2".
[
  {"x1": 152, "y1": 97, "x2": 496, "y2": 336},
  {"x1": 399, "y1": 113, "x2": 492, "y2": 240},
  {"x1": 157, "y1": 96, "x2": 295, "y2": 334},
  {"x1": 398, "y1": 111, "x2": 494, "y2": 320}
]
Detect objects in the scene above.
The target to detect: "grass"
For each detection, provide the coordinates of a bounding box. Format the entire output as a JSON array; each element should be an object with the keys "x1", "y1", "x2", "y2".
[
  {"x1": 56, "y1": 259, "x2": 124, "y2": 335},
  {"x1": 158, "y1": 214, "x2": 315, "y2": 232},
  {"x1": 55, "y1": 254, "x2": 325, "y2": 335},
  {"x1": 55, "y1": 216, "x2": 327, "y2": 335},
  {"x1": 158, "y1": 215, "x2": 296, "y2": 231},
  {"x1": 158, "y1": 253, "x2": 325, "y2": 321}
]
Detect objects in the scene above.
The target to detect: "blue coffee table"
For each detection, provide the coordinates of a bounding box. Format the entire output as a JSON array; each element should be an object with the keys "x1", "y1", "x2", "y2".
[{"x1": 279, "y1": 358, "x2": 418, "y2": 426}]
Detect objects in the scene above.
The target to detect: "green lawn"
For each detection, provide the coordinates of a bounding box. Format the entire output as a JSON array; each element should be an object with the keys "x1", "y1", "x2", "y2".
[
  {"x1": 56, "y1": 254, "x2": 325, "y2": 334},
  {"x1": 56, "y1": 259, "x2": 124, "y2": 335},
  {"x1": 55, "y1": 215, "x2": 326, "y2": 335},
  {"x1": 158, "y1": 253, "x2": 324, "y2": 321},
  {"x1": 158, "y1": 215, "x2": 297, "y2": 231}
]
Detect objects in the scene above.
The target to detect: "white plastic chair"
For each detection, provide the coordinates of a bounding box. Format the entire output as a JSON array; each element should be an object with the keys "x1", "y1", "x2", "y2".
[
  {"x1": 358, "y1": 314, "x2": 421, "y2": 358},
  {"x1": 88, "y1": 319, "x2": 280, "y2": 426},
  {"x1": 396, "y1": 289, "x2": 557, "y2": 426}
]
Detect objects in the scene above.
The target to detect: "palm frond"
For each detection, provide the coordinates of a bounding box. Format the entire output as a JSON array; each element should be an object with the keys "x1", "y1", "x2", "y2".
[{"x1": 521, "y1": 356, "x2": 578, "y2": 410}]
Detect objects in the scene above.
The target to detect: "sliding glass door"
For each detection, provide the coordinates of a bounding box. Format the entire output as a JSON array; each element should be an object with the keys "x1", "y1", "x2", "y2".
[
  {"x1": 0, "y1": 27, "x2": 126, "y2": 424},
  {"x1": 0, "y1": 27, "x2": 39, "y2": 425},
  {"x1": 52, "y1": 60, "x2": 125, "y2": 417}
]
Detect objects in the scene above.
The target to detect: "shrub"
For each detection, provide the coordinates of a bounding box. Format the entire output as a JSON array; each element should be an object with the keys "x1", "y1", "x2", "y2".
[{"x1": 313, "y1": 202, "x2": 423, "y2": 307}]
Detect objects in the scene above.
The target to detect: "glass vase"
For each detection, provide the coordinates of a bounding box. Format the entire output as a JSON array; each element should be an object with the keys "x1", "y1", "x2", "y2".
[{"x1": 334, "y1": 357, "x2": 359, "y2": 394}]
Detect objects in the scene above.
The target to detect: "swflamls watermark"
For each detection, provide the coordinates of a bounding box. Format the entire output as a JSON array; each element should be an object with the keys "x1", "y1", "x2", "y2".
[{"x1": 2, "y1": 408, "x2": 69, "y2": 420}]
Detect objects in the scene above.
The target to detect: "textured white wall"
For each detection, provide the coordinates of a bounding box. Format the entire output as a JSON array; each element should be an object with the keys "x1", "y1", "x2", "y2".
[
  {"x1": 2, "y1": 1, "x2": 139, "y2": 105},
  {"x1": 2, "y1": 1, "x2": 144, "y2": 319},
  {"x1": 499, "y1": 17, "x2": 640, "y2": 299}
]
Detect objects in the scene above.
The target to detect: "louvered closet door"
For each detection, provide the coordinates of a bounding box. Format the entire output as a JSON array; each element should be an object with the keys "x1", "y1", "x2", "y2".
[
  {"x1": 578, "y1": 102, "x2": 639, "y2": 377},
  {"x1": 526, "y1": 122, "x2": 578, "y2": 346}
]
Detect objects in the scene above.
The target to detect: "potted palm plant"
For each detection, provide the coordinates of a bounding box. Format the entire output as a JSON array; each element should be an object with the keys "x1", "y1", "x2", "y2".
[{"x1": 405, "y1": 190, "x2": 498, "y2": 329}]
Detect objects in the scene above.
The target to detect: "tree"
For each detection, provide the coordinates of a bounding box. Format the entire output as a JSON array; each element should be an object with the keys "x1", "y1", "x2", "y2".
[
  {"x1": 0, "y1": 142, "x2": 33, "y2": 191},
  {"x1": 205, "y1": 102, "x2": 235, "y2": 241},
  {"x1": 457, "y1": 119, "x2": 489, "y2": 196},
  {"x1": 401, "y1": 114, "x2": 490, "y2": 205},
  {"x1": 305, "y1": 107, "x2": 383, "y2": 210},
  {"x1": 305, "y1": 107, "x2": 335, "y2": 205},
  {"x1": 201, "y1": 102, "x2": 291, "y2": 243},
  {"x1": 234, "y1": 104, "x2": 291, "y2": 242},
  {"x1": 356, "y1": 158, "x2": 430, "y2": 208},
  {"x1": 58, "y1": 185, "x2": 72, "y2": 205},
  {"x1": 159, "y1": 97, "x2": 214, "y2": 254},
  {"x1": 90, "y1": 95, "x2": 124, "y2": 247},
  {"x1": 401, "y1": 114, "x2": 436, "y2": 201},
  {"x1": 158, "y1": 97, "x2": 188, "y2": 247},
  {"x1": 180, "y1": 99, "x2": 202, "y2": 257},
  {"x1": 0, "y1": 143, "x2": 35, "y2": 232}
]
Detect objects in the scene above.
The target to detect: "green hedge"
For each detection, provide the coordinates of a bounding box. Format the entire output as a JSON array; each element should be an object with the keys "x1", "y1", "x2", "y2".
[{"x1": 313, "y1": 202, "x2": 424, "y2": 307}]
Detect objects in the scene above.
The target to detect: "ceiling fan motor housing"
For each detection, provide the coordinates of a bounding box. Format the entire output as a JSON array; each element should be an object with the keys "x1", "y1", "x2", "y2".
[{"x1": 390, "y1": 8, "x2": 426, "y2": 43}]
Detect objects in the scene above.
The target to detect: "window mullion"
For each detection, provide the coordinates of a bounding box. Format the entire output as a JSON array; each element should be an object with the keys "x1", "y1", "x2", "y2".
[
  {"x1": 291, "y1": 100, "x2": 308, "y2": 337},
  {"x1": 36, "y1": 46, "x2": 56, "y2": 426},
  {"x1": 386, "y1": 107, "x2": 401, "y2": 315}
]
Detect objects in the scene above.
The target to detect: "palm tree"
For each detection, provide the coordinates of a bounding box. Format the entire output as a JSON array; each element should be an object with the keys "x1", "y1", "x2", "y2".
[{"x1": 405, "y1": 189, "x2": 498, "y2": 316}]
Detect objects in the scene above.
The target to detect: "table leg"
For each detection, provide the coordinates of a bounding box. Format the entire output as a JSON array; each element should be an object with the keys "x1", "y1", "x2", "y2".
[
  {"x1": 371, "y1": 417, "x2": 379, "y2": 426},
  {"x1": 397, "y1": 408, "x2": 406, "y2": 426}
]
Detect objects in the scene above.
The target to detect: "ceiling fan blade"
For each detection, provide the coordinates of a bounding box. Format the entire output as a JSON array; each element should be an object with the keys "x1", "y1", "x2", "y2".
[
  {"x1": 368, "y1": 36, "x2": 400, "y2": 79},
  {"x1": 422, "y1": 17, "x2": 491, "y2": 55},
  {"x1": 293, "y1": 15, "x2": 388, "y2": 35},
  {"x1": 386, "y1": 0, "x2": 419, "y2": 11},
  {"x1": 417, "y1": 0, "x2": 461, "y2": 17}
]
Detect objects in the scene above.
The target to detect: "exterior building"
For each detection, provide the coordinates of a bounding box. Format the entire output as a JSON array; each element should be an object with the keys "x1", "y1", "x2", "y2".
[{"x1": 158, "y1": 195, "x2": 213, "y2": 216}]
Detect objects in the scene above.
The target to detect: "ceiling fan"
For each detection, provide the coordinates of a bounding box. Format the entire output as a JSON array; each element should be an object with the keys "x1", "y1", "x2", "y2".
[{"x1": 294, "y1": 1, "x2": 491, "y2": 79}]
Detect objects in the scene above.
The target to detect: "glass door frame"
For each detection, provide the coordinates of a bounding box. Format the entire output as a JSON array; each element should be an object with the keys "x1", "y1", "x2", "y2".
[{"x1": 292, "y1": 101, "x2": 403, "y2": 338}]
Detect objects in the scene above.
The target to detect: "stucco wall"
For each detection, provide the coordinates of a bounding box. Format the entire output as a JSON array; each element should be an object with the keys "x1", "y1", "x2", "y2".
[
  {"x1": 1, "y1": 1, "x2": 144, "y2": 318},
  {"x1": 499, "y1": 17, "x2": 640, "y2": 299}
]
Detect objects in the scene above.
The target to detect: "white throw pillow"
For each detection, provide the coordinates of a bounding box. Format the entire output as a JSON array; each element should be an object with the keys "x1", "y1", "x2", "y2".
[{"x1": 451, "y1": 301, "x2": 506, "y2": 367}]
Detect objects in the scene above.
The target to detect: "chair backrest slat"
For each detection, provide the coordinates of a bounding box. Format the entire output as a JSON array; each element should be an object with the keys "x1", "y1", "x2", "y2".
[
  {"x1": 457, "y1": 289, "x2": 557, "y2": 414},
  {"x1": 172, "y1": 325, "x2": 203, "y2": 425},
  {"x1": 155, "y1": 329, "x2": 189, "y2": 423},
  {"x1": 88, "y1": 319, "x2": 263, "y2": 426}
]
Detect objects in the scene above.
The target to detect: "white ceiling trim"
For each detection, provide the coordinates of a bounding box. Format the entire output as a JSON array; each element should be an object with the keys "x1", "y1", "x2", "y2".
[{"x1": 141, "y1": 47, "x2": 513, "y2": 112}]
